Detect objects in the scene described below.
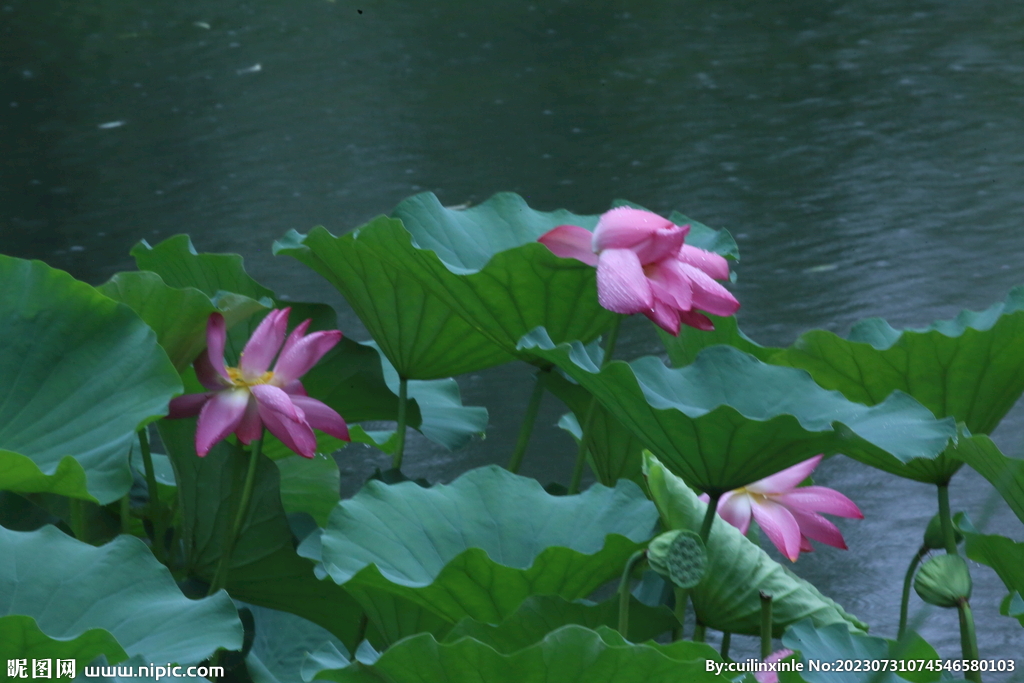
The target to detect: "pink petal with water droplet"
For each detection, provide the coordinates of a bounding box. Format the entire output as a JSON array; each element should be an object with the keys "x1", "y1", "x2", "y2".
[
  {"x1": 788, "y1": 508, "x2": 849, "y2": 549},
  {"x1": 592, "y1": 207, "x2": 676, "y2": 251},
  {"x1": 677, "y1": 309, "x2": 715, "y2": 331},
  {"x1": 678, "y1": 244, "x2": 731, "y2": 280},
  {"x1": 235, "y1": 399, "x2": 263, "y2": 444},
  {"x1": 538, "y1": 225, "x2": 598, "y2": 266},
  {"x1": 679, "y1": 264, "x2": 740, "y2": 316},
  {"x1": 751, "y1": 498, "x2": 803, "y2": 561},
  {"x1": 249, "y1": 383, "x2": 302, "y2": 422},
  {"x1": 278, "y1": 319, "x2": 311, "y2": 363},
  {"x1": 644, "y1": 300, "x2": 681, "y2": 336},
  {"x1": 596, "y1": 248, "x2": 652, "y2": 314},
  {"x1": 259, "y1": 401, "x2": 318, "y2": 458},
  {"x1": 777, "y1": 486, "x2": 864, "y2": 519}
]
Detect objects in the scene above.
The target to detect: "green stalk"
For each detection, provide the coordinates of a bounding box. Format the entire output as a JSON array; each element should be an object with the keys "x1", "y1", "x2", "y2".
[
  {"x1": 693, "y1": 622, "x2": 706, "y2": 642},
  {"x1": 507, "y1": 371, "x2": 547, "y2": 473},
  {"x1": 937, "y1": 484, "x2": 958, "y2": 556},
  {"x1": 700, "y1": 493, "x2": 721, "y2": 545},
  {"x1": 69, "y1": 498, "x2": 88, "y2": 541},
  {"x1": 392, "y1": 377, "x2": 409, "y2": 471},
  {"x1": 617, "y1": 549, "x2": 647, "y2": 637},
  {"x1": 898, "y1": 547, "x2": 927, "y2": 639},
  {"x1": 720, "y1": 632, "x2": 731, "y2": 660},
  {"x1": 208, "y1": 436, "x2": 264, "y2": 596},
  {"x1": 760, "y1": 591, "x2": 773, "y2": 660},
  {"x1": 139, "y1": 428, "x2": 167, "y2": 564},
  {"x1": 120, "y1": 495, "x2": 131, "y2": 535},
  {"x1": 957, "y1": 599, "x2": 981, "y2": 682},
  {"x1": 673, "y1": 587, "x2": 689, "y2": 642},
  {"x1": 568, "y1": 318, "x2": 622, "y2": 494}
]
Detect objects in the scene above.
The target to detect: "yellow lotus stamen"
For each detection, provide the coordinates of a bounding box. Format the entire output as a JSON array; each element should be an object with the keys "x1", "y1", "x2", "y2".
[{"x1": 226, "y1": 366, "x2": 275, "y2": 387}]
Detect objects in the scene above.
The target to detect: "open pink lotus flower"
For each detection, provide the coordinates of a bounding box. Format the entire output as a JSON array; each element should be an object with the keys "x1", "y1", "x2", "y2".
[
  {"x1": 538, "y1": 206, "x2": 739, "y2": 335},
  {"x1": 701, "y1": 455, "x2": 863, "y2": 562},
  {"x1": 168, "y1": 309, "x2": 350, "y2": 458}
]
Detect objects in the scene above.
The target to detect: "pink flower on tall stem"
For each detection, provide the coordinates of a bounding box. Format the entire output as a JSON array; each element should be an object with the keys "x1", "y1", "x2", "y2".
[
  {"x1": 703, "y1": 455, "x2": 863, "y2": 562},
  {"x1": 169, "y1": 309, "x2": 350, "y2": 458},
  {"x1": 538, "y1": 206, "x2": 739, "y2": 335}
]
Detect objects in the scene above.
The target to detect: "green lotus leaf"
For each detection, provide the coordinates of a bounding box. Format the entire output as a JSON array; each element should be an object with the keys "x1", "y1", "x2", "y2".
[
  {"x1": 0, "y1": 615, "x2": 128, "y2": 668},
  {"x1": 301, "y1": 466, "x2": 658, "y2": 644},
  {"x1": 522, "y1": 329, "x2": 955, "y2": 494},
  {"x1": 782, "y1": 620, "x2": 942, "y2": 683},
  {"x1": 962, "y1": 530, "x2": 1024, "y2": 628},
  {"x1": 307, "y1": 625, "x2": 730, "y2": 682},
  {"x1": 158, "y1": 420, "x2": 364, "y2": 651},
  {"x1": 245, "y1": 605, "x2": 349, "y2": 683},
  {"x1": 659, "y1": 314, "x2": 777, "y2": 368},
  {"x1": 947, "y1": 433, "x2": 1024, "y2": 525},
  {"x1": 98, "y1": 270, "x2": 269, "y2": 372},
  {"x1": 772, "y1": 288, "x2": 1024, "y2": 482},
  {"x1": 0, "y1": 256, "x2": 181, "y2": 504},
  {"x1": 444, "y1": 594, "x2": 682, "y2": 652},
  {"x1": 1002, "y1": 592, "x2": 1024, "y2": 627},
  {"x1": 0, "y1": 525, "x2": 242, "y2": 664},
  {"x1": 275, "y1": 454, "x2": 340, "y2": 527},
  {"x1": 643, "y1": 453, "x2": 866, "y2": 635}
]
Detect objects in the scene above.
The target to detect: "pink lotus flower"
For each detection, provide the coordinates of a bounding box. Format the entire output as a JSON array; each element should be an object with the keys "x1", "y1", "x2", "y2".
[
  {"x1": 702, "y1": 455, "x2": 863, "y2": 562},
  {"x1": 538, "y1": 206, "x2": 739, "y2": 335},
  {"x1": 169, "y1": 309, "x2": 350, "y2": 458}
]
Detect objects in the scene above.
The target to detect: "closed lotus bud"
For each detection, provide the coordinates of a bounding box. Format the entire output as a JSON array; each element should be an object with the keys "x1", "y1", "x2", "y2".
[
  {"x1": 923, "y1": 514, "x2": 963, "y2": 550},
  {"x1": 914, "y1": 554, "x2": 972, "y2": 608},
  {"x1": 647, "y1": 530, "x2": 707, "y2": 589}
]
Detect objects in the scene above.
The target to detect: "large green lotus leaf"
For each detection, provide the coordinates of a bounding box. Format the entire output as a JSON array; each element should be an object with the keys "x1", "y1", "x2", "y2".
[
  {"x1": 274, "y1": 221, "x2": 512, "y2": 379},
  {"x1": 643, "y1": 453, "x2": 866, "y2": 635},
  {"x1": 0, "y1": 256, "x2": 181, "y2": 504},
  {"x1": 245, "y1": 605, "x2": 348, "y2": 683},
  {"x1": 0, "y1": 525, "x2": 242, "y2": 663},
  {"x1": 302, "y1": 466, "x2": 657, "y2": 643},
  {"x1": 771, "y1": 288, "x2": 1024, "y2": 482},
  {"x1": 781, "y1": 620, "x2": 942, "y2": 683},
  {"x1": 98, "y1": 270, "x2": 268, "y2": 372},
  {"x1": 158, "y1": 420, "x2": 364, "y2": 650},
  {"x1": 308, "y1": 625, "x2": 730, "y2": 683},
  {"x1": 546, "y1": 370, "x2": 645, "y2": 486},
  {"x1": 522, "y1": 330, "x2": 955, "y2": 494},
  {"x1": 0, "y1": 615, "x2": 128, "y2": 668},
  {"x1": 962, "y1": 530, "x2": 1024, "y2": 628},
  {"x1": 444, "y1": 595, "x2": 682, "y2": 652},
  {"x1": 947, "y1": 433, "x2": 1024, "y2": 525}
]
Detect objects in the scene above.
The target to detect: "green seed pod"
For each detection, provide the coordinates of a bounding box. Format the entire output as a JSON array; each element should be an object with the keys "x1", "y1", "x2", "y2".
[
  {"x1": 923, "y1": 514, "x2": 963, "y2": 550},
  {"x1": 914, "y1": 554, "x2": 972, "y2": 608},
  {"x1": 647, "y1": 530, "x2": 707, "y2": 589}
]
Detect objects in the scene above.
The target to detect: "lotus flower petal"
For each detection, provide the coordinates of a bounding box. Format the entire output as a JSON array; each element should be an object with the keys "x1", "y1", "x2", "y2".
[
  {"x1": 788, "y1": 509, "x2": 848, "y2": 550},
  {"x1": 750, "y1": 499, "x2": 803, "y2": 562},
  {"x1": 680, "y1": 264, "x2": 741, "y2": 316},
  {"x1": 592, "y1": 207, "x2": 680, "y2": 252},
  {"x1": 646, "y1": 300, "x2": 682, "y2": 337},
  {"x1": 239, "y1": 308, "x2": 289, "y2": 378},
  {"x1": 746, "y1": 455, "x2": 822, "y2": 495},
  {"x1": 273, "y1": 330, "x2": 343, "y2": 385},
  {"x1": 291, "y1": 395, "x2": 350, "y2": 441},
  {"x1": 195, "y1": 388, "x2": 250, "y2": 456},
  {"x1": 717, "y1": 491, "x2": 752, "y2": 535},
  {"x1": 596, "y1": 248, "x2": 653, "y2": 314},
  {"x1": 538, "y1": 225, "x2": 599, "y2": 266},
  {"x1": 259, "y1": 400, "x2": 318, "y2": 458},
  {"x1": 678, "y1": 244, "x2": 731, "y2": 280},
  {"x1": 168, "y1": 392, "x2": 212, "y2": 419},
  {"x1": 249, "y1": 383, "x2": 302, "y2": 422},
  {"x1": 776, "y1": 486, "x2": 864, "y2": 519},
  {"x1": 205, "y1": 313, "x2": 230, "y2": 382}
]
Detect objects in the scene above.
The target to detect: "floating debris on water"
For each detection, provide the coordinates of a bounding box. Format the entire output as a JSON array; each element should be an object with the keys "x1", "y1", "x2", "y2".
[
  {"x1": 236, "y1": 63, "x2": 262, "y2": 75},
  {"x1": 194, "y1": 21, "x2": 211, "y2": 29},
  {"x1": 804, "y1": 263, "x2": 838, "y2": 273},
  {"x1": 70, "y1": 246, "x2": 85, "y2": 252},
  {"x1": 98, "y1": 120, "x2": 126, "y2": 129}
]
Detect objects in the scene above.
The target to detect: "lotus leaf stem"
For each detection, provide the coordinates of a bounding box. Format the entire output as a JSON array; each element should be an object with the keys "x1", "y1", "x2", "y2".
[
  {"x1": 760, "y1": 591, "x2": 773, "y2": 660},
  {"x1": 617, "y1": 549, "x2": 647, "y2": 637},
  {"x1": 700, "y1": 493, "x2": 720, "y2": 545},
  {"x1": 507, "y1": 370, "x2": 547, "y2": 473},
  {"x1": 393, "y1": 377, "x2": 409, "y2": 471},
  {"x1": 139, "y1": 427, "x2": 167, "y2": 565},
  {"x1": 569, "y1": 317, "x2": 622, "y2": 494},
  {"x1": 898, "y1": 546, "x2": 927, "y2": 639},
  {"x1": 958, "y1": 598, "x2": 981, "y2": 682},
  {"x1": 208, "y1": 434, "x2": 264, "y2": 596},
  {"x1": 937, "y1": 484, "x2": 959, "y2": 556},
  {"x1": 720, "y1": 631, "x2": 731, "y2": 660}
]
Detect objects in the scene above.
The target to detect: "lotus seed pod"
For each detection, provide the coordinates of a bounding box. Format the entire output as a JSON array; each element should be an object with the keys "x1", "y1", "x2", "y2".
[
  {"x1": 646, "y1": 530, "x2": 707, "y2": 589},
  {"x1": 914, "y1": 554, "x2": 972, "y2": 608},
  {"x1": 923, "y1": 514, "x2": 963, "y2": 550}
]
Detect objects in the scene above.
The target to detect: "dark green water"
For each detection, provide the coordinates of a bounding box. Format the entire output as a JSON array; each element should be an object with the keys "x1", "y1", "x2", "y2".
[{"x1": 3, "y1": 0, "x2": 1023, "y2": 666}]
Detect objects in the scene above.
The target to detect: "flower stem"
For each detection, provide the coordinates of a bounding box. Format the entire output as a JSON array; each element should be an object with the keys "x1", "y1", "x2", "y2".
[
  {"x1": 120, "y1": 495, "x2": 130, "y2": 535},
  {"x1": 720, "y1": 632, "x2": 732, "y2": 660},
  {"x1": 693, "y1": 622, "x2": 706, "y2": 642},
  {"x1": 937, "y1": 484, "x2": 959, "y2": 556},
  {"x1": 392, "y1": 377, "x2": 408, "y2": 471},
  {"x1": 898, "y1": 547, "x2": 927, "y2": 639},
  {"x1": 568, "y1": 318, "x2": 622, "y2": 494},
  {"x1": 760, "y1": 591, "x2": 773, "y2": 660},
  {"x1": 69, "y1": 498, "x2": 88, "y2": 541},
  {"x1": 507, "y1": 371, "x2": 546, "y2": 474},
  {"x1": 617, "y1": 549, "x2": 647, "y2": 637},
  {"x1": 700, "y1": 493, "x2": 721, "y2": 545},
  {"x1": 958, "y1": 599, "x2": 981, "y2": 682},
  {"x1": 139, "y1": 427, "x2": 167, "y2": 565},
  {"x1": 673, "y1": 587, "x2": 689, "y2": 642},
  {"x1": 208, "y1": 436, "x2": 264, "y2": 596}
]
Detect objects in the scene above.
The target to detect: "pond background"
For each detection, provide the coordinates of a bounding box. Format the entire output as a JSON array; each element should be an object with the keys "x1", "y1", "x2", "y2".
[{"x1": 3, "y1": 0, "x2": 1023, "y2": 669}]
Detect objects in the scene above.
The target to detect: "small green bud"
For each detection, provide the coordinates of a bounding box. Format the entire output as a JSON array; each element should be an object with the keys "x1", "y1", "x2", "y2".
[
  {"x1": 647, "y1": 530, "x2": 707, "y2": 589},
  {"x1": 914, "y1": 554, "x2": 972, "y2": 608},
  {"x1": 923, "y1": 514, "x2": 963, "y2": 550}
]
